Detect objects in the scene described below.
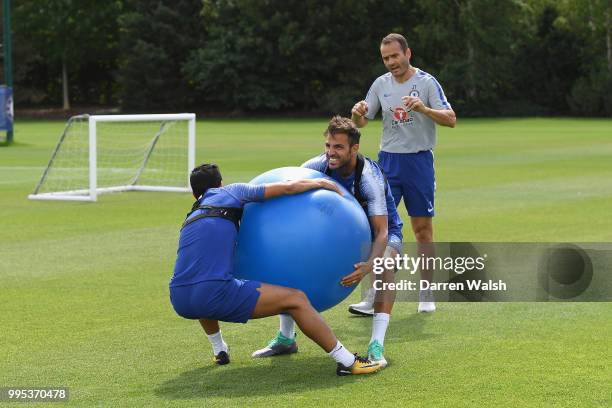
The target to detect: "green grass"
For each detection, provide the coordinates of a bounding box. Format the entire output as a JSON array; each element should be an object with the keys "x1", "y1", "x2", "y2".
[{"x1": 1, "y1": 118, "x2": 611, "y2": 407}]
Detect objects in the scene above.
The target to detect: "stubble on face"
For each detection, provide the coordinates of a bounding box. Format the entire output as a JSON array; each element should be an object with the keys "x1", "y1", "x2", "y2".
[{"x1": 326, "y1": 133, "x2": 353, "y2": 171}]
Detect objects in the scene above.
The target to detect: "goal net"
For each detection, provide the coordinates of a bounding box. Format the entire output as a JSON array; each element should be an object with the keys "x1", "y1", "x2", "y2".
[{"x1": 29, "y1": 113, "x2": 196, "y2": 201}]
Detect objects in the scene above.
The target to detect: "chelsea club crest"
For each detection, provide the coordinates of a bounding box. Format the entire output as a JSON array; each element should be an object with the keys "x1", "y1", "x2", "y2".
[{"x1": 409, "y1": 85, "x2": 420, "y2": 98}]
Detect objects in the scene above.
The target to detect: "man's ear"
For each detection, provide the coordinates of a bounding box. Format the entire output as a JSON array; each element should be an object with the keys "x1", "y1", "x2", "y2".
[{"x1": 351, "y1": 143, "x2": 360, "y2": 155}]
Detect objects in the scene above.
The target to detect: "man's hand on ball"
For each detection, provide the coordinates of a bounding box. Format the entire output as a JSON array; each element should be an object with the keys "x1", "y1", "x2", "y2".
[
  {"x1": 341, "y1": 262, "x2": 372, "y2": 286},
  {"x1": 351, "y1": 101, "x2": 368, "y2": 118},
  {"x1": 314, "y1": 178, "x2": 343, "y2": 195},
  {"x1": 402, "y1": 96, "x2": 427, "y2": 113}
]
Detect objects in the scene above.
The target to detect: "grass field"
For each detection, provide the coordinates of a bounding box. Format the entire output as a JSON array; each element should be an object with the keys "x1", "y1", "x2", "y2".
[{"x1": 1, "y1": 118, "x2": 611, "y2": 407}]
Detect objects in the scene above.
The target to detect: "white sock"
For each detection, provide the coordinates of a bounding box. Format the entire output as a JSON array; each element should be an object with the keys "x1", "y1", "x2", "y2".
[
  {"x1": 206, "y1": 331, "x2": 228, "y2": 355},
  {"x1": 279, "y1": 314, "x2": 296, "y2": 338},
  {"x1": 329, "y1": 341, "x2": 356, "y2": 367},
  {"x1": 370, "y1": 313, "x2": 390, "y2": 346}
]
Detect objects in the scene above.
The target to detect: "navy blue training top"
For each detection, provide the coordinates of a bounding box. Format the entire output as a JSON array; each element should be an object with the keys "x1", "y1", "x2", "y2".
[{"x1": 170, "y1": 183, "x2": 265, "y2": 287}]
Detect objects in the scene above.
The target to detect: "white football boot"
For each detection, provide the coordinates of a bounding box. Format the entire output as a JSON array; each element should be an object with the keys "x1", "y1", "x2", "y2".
[
  {"x1": 418, "y1": 288, "x2": 436, "y2": 313},
  {"x1": 348, "y1": 288, "x2": 376, "y2": 316}
]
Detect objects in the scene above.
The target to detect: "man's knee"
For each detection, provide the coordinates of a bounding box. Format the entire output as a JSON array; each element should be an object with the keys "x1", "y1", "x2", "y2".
[
  {"x1": 412, "y1": 219, "x2": 433, "y2": 242},
  {"x1": 284, "y1": 288, "x2": 309, "y2": 309},
  {"x1": 415, "y1": 229, "x2": 432, "y2": 242}
]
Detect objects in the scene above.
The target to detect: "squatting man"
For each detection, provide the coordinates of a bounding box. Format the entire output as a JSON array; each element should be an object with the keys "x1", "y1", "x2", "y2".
[{"x1": 169, "y1": 163, "x2": 383, "y2": 376}]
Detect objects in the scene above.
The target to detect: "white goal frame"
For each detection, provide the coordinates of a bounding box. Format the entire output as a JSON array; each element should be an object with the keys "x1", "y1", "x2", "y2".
[{"x1": 28, "y1": 113, "x2": 196, "y2": 202}]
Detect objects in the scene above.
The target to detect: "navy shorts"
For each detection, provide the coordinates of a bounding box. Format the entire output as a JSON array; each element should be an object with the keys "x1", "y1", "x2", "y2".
[
  {"x1": 170, "y1": 279, "x2": 262, "y2": 323},
  {"x1": 378, "y1": 150, "x2": 435, "y2": 217}
]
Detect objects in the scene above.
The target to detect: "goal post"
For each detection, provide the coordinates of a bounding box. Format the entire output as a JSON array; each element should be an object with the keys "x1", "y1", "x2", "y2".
[{"x1": 29, "y1": 113, "x2": 196, "y2": 202}]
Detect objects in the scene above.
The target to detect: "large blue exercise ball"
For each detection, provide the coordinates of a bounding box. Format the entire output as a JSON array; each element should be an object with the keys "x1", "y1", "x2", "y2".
[{"x1": 234, "y1": 167, "x2": 372, "y2": 312}]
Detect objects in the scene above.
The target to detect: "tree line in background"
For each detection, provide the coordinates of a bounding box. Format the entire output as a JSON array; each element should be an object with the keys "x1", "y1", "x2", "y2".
[{"x1": 4, "y1": 0, "x2": 612, "y2": 117}]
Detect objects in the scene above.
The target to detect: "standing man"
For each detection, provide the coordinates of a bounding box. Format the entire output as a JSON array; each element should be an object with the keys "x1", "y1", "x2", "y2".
[
  {"x1": 351, "y1": 33, "x2": 456, "y2": 313},
  {"x1": 252, "y1": 116, "x2": 402, "y2": 368}
]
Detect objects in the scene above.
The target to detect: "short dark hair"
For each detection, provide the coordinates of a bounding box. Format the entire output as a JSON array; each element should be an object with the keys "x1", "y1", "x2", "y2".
[
  {"x1": 324, "y1": 115, "x2": 361, "y2": 146},
  {"x1": 190, "y1": 163, "x2": 222, "y2": 198},
  {"x1": 381, "y1": 33, "x2": 409, "y2": 53}
]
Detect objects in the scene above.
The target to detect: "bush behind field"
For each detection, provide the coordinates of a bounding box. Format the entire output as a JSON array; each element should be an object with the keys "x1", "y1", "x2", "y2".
[{"x1": 10, "y1": 0, "x2": 612, "y2": 117}]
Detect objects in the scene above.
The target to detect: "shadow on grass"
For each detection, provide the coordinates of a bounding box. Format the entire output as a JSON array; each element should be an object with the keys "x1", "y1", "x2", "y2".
[
  {"x1": 155, "y1": 356, "x2": 360, "y2": 400},
  {"x1": 388, "y1": 311, "x2": 439, "y2": 342},
  {"x1": 339, "y1": 309, "x2": 438, "y2": 343},
  {"x1": 0, "y1": 141, "x2": 30, "y2": 147}
]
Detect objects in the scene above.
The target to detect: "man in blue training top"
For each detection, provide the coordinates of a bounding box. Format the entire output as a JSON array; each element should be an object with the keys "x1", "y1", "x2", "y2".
[
  {"x1": 351, "y1": 33, "x2": 457, "y2": 313},
  {"x1": 252, "y1": 116, "x2": 403, "y2": 368},
  {"x1": 169, "y1": 164, "x2": 382, "y2": 376}
]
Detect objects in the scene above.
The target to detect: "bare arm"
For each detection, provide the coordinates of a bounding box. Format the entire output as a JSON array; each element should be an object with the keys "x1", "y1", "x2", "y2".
[
  {"x1": 366, "y1": 215, "x2": 389, "y2": 263},
  {"x1": 263, "y1": 178, "x2": 342, "y2": 200},
  {"x1": 351, "y1": 100, "x2": 370, "y2": 128},
  {"x1": 341, "y1": 215, "x2": 389, "y2": 286},
  {"x1": 422, "y1": 106, "x2": 456, "y2": 128}
]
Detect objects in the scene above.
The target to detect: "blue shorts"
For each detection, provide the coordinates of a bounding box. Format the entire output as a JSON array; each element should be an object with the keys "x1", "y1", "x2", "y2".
[
  {"x1": 378, "y1": 150, "x2": 435, "y2": 217},
  {"x1": 170, "y1": 279, "x2": 262, "y2": 323}
]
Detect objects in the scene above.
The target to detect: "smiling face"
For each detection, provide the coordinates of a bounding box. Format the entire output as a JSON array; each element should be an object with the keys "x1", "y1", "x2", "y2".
[
  {"x1": 380, "y1": 40, "x2": 411, "y2": 80},
  {"x1": 325, "y1": 132, "x2": 358, "y2": 172}
]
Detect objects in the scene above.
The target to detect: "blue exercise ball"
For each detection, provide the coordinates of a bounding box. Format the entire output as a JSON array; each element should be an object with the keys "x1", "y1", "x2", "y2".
[{"x1": 234, "y1": 167, "x2": 372, "y2": 312}]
